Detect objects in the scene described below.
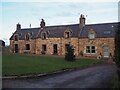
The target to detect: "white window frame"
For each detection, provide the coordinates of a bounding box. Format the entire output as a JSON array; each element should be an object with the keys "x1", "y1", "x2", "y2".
[
  {"x1": 25, "y1": 33, "x2": 30, "y2": 40},
  {"x1": 89, "y1": 30, "x2": 95, "y2": 39},
  {"x1": 89, "y1": 33, "x2": 95, "y2": 39},
  {"x1": 64, "y1": 31, "x2": 70, "y2": 38},
  {"x1": 41, "y1": 32, "x2": 47, "y2": 39},
  {"x1": 86, "y1": 46, "x2": 96, "y2": 54}
]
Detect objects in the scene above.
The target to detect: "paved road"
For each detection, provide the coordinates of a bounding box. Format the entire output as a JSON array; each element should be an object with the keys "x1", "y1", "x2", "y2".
[{"x1": 2, "y1": 64, "x2": 117, "y2": 88}]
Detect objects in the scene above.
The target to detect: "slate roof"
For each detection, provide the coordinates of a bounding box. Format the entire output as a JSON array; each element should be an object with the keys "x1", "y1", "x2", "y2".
[
  {"x1": 80, "y1": 22, "x2": 118, "y2": 38},
  {"x1": 0, "y1": 40, "x2": 5, "y2": 46},
  {"x1": 37, "y1": 24, "x2": 79, "y2": 38},
  {"x1": 10, "y1": 27, "x2": 41, "y2": 40},
  {"x1": 10, "y1": 22, "x2": 118, "y2": 40}
]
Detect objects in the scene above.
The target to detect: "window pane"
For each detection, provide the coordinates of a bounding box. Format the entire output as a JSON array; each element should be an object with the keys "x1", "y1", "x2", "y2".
[
  {"x1": 86, "y1": 46, "x2": 90, "y2": 49},
  {"x1": 86, "y1": 50, "x2": 90, "y2": 53},
  {"x1": 26, "y1": 44, "x2": 30, "y2": 50},
  {"x1": 91, "y1": 50, "x2": 95, "y2": 53},
  {"x1": 91, "y1": 46, "x2": 96, "y2": 53},
  {"x1": 89, "y1": 33, "x2": 95, "y2": 39},
  {"x1": 65, "y1": 32, "x2": 70, "y2": 38},
  {"x1": 42, "y1": 33, "x2": 46, "y2": 39},
  {"x1": 26, "y1": 34, "x2": 30, "y2": 40},
  {"x1": 91, "y1": 46, "x2": 95, "y2": 49},
  {"x1": 86, "y1": 46, "x2": 90, "y2": 53}
]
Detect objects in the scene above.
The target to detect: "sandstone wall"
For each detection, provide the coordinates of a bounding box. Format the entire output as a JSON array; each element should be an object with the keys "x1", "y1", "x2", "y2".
[
  {"x1": 10, "y1": 37, "x2": 115, "y2": 58},
  {"x1": 10, "y1": 39, "x2": 36, "y2": 54},
  {"x1": 36, "y1": 38, "x2": 78, "y2": 56},
  {"x1": 79, "y1": 38, "x2": 115, "y2": 57}
]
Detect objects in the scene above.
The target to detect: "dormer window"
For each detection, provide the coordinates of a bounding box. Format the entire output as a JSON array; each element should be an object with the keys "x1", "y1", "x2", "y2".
[
  {"x1": 64, "y1": 31, "x2": 70, "y2": 38},
  {"x1": 41, "y1": 32, "x2": 47, "y2": 39},
  {"x1": 26, "y1": 33, "x2": 30, "y2": 40},
  {"x1": 14, "y1": 35, "x2": 18, "y2": 41},
  {"x1": 89, "y1": 30, "x2": 95, "y2": 39}
]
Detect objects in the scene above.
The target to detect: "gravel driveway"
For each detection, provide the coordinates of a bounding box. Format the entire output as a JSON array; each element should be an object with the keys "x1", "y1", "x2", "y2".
[{"x1": 2, "y1": 64, "x2": 117, "y2": 88}]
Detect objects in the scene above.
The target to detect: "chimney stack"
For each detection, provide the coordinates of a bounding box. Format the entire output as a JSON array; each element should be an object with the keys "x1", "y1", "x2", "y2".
[
  {"x1": 40, "y1": 19, "x2": 45, "y2": 28},
  {"x1": 79, "y1": 14, "x2": 85, "y2": 29},
  {"x1": 16, "y1": 23, "x2": 21, "y2": 31}
]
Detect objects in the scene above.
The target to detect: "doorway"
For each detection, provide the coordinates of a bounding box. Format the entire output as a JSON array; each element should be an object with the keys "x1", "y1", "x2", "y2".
[
  {"x1": 53, "y1": 44, "x2": 58, "y2": 55},
  {"x1": 42, "y1": 45, "x2": 46, "y2": 51},
  {"x1": 103, "y1": 46, "x2": 109, "y2": 58},
  {"x1": 14, "y1": 44, "x2": 18, "y2": 53}
]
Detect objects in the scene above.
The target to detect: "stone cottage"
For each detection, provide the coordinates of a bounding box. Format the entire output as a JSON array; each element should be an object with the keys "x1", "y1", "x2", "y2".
[{"x1": 9, "y1": 14, "x2": 118, "y2": 58}]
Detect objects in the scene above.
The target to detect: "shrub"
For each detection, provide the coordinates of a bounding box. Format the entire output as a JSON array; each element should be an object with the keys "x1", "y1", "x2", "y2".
[
  {"x1": 65, "y1": 44, "x2": 75, "y2": 61},
  {"x1": 110, "y1": 70, "x2": 120, "y2": 88},
  {"x1": 115, "y1": 22, "x2": 120, "y2": 68}
]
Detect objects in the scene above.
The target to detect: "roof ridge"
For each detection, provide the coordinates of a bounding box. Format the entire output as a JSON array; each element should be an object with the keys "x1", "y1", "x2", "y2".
[
  {"x1": 20, "y1": 22, "x2": 118, "y2": 30},
  {"x1": 21, "y1": 27, "x2": 40, "y2": 30},
  {"x1": 86, "y1": 22, "x2": 118, "y2": 26}
]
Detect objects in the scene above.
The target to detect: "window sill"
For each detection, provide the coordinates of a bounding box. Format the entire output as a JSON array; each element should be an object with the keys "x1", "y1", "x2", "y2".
[
  {"x1": 24, "y1": 50, "x2": 30, "y2": 51},
  {"x1": 65, "y1": 37, "x2": 70, "y2": 39},
  {"x1": 85, "y1": 53, "x2": 96, "y2": 54},
  {"x1": 24, "y1": 50, "x2": 30, "y2": 54},
  {"x1": 89, "y1": 38, "x2": 95, "y2": 40}
]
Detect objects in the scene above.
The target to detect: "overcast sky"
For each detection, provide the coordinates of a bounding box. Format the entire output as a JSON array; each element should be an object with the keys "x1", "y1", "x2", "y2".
[{"x1": 0, "y1": 0, "x2": 119, "y2": 45}]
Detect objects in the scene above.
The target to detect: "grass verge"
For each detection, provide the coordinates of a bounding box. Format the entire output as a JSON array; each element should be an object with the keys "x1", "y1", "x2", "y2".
[{"x1": 2, "y1": 53, "x2": 101, "y2": 76}]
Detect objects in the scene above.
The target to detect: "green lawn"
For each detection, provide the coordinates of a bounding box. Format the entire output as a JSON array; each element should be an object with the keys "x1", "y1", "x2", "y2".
[{"x1": 2, "y1": 53, "x2": 100, "y2": 76}]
